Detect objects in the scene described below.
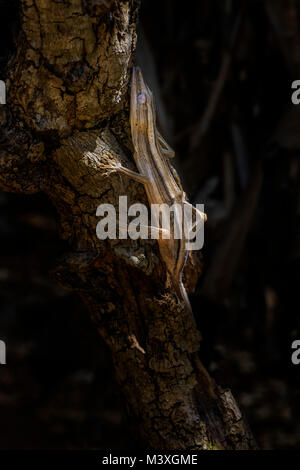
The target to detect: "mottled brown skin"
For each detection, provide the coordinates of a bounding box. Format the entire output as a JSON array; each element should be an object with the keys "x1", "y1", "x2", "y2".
[{"x1": 0, "y1": 0, "x2": 257, "y2": 450}]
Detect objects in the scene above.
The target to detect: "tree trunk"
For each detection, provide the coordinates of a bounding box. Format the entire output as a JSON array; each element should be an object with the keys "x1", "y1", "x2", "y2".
[{"x1": 0, "y1": 0, "x2": 257, "y2": 450}]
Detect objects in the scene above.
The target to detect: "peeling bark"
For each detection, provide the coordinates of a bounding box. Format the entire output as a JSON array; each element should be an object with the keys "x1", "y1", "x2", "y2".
[{"x1": 0, "y1": 0, "x2": 257, "y2": 449}]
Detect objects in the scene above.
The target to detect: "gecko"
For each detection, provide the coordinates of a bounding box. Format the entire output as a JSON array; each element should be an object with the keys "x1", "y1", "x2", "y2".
[{"x1": 102, "y1": 66, "x2": 206, "y2": 313}]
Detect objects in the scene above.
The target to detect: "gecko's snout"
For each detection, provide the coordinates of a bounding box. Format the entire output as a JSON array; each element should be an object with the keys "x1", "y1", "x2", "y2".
[{"x1": 134, "y1": 66, "x2": 146, "y2": 91}]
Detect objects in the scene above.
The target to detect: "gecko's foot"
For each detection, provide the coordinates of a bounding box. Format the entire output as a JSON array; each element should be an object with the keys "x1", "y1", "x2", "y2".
[{"x1": 100, "y1": 160, "x2": 122, "y2": 173}]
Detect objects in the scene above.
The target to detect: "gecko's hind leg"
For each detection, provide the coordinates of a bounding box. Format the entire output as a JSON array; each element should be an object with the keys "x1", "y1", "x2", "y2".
[
  {"x1": 157, "y1": 131, "x2": 175, "y2": 158},
  {"x1": 183, "y1": 201, "x2": 207, "y2": 235},
  {"x1": 118, "y1": 220, "x2": 170, "y2": 239}
]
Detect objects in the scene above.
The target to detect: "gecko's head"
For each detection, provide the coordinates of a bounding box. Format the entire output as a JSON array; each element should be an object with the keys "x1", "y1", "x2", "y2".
[{"x1": 130, "y1": 66, "x2": 155, "y2": 133}]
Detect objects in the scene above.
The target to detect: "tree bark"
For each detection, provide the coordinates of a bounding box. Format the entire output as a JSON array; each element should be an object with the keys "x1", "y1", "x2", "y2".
[{"x1": 0, "y1": 0, "x2": 257, "y2": 450}]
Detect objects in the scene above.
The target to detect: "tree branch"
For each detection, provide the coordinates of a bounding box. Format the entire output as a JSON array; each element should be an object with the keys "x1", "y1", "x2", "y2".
[{"x1": 0, "y1": 0, "x2": 257, "y2": 449}]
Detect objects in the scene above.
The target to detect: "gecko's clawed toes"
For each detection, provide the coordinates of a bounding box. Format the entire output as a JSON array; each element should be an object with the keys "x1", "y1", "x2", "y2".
[{"x1": 101, "y1": 161, "x2": 121, "y2": 172}]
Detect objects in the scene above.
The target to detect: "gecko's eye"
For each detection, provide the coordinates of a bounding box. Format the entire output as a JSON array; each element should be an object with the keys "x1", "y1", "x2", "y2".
[{"x1": 138, "y1": 93, "x2": 147, "y2": 104}]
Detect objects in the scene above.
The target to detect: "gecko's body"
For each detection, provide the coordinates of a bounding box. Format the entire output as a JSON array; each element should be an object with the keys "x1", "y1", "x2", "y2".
[
  {"x1": 131, "y1": 67, "x2": 195, "y2": 312},
  {"x1": 104, "y1": 67, "x2": 206, "y2": 312}
]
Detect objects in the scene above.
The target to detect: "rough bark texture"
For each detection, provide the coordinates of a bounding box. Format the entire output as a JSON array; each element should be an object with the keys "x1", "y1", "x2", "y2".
[{"x1": 0, "y1": 0, "x2": 257, "y2": 449}]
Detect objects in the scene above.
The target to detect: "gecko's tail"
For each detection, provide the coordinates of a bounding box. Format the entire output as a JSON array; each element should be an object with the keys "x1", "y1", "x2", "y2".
[{"x1": 173, "y1": 273, "x2": 193, "y2": 314}]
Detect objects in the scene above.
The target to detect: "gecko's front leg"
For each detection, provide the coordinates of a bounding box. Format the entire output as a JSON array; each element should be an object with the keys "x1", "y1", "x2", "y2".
[
  {"x1": 101, "y1": 159, "x2": 149, "y2": 185},
  {"x1": 101, "y1": 160, "x2": 171, "y2": 238}
]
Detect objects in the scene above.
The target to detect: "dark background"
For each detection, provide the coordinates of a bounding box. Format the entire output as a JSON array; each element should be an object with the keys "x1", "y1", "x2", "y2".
[{"x1": 0, "y1": 0, "x2": 299, "y2": 450}]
